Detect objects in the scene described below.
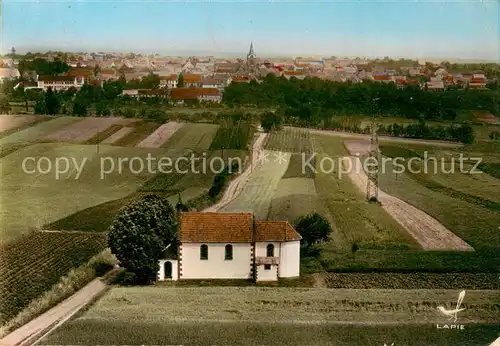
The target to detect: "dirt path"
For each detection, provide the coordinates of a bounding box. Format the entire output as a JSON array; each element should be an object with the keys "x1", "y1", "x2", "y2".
[
  {"x1": 203, "y1": 133, "x2": 268, "y2": 212},
  {"x1": 0, "y1": 277, "x2": 108, "y2": 346},
  {"x1": 345, "y1": 155, "x2": 473, "y2": 251},
  {"x1": 304, "y1": 127, "x2": 464, "y2": 147}
]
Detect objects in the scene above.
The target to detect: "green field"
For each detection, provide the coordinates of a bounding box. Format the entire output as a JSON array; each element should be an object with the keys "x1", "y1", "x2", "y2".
[
  {"x1": 112, "y1": 120, "x2": 163, "y2": 146},
  {"x1": 0, "y1": 143, "x2": 167, "y2": 242},
  {"x1": 378, "y1": 143, "x2": 500, "y2": 250},
  {"x1": 39, "y1": 286, "x2": 500, "y2": 345},
  {"x1": 221, "y1": 150, "x2": 291, "y2": 219},
  {"x1": 162, "y1": 122, "x2": 220, "y2": 153},
  {"x1": 312, "y1": 135, "x2": 418, "y2": 250}
]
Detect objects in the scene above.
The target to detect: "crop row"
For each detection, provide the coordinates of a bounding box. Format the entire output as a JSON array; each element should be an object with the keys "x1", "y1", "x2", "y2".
[
  {"x1": 264, "y1": 128, "x2": 313, "y2": 153},
  {"x1": 325, "y1": 273, "x2": 500, "y2": 290},
  {"x1": 0, "y1": 231, "x2": 107, "y2": 323}
]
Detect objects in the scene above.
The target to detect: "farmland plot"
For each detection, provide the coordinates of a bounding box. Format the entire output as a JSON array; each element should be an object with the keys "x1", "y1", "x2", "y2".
[
  {"x1": 163, "y1": 123, "x2": 219, "y2": 153},
  {"x1": 39, "y1": 286, "x2": 500, "y2": 346},
  {"x1": 0, "y1": 231, "x2": 107, "y2": 324},
  {"x1": 136, "y1": 122, "x2": 184, "y2": 148},
  {"x1": 221, "y1": 150, "x2": 291, "y2": 219},
  {"x1": 378, "y1": 155, "x2": 500, "y2": 250},
  {"x1": 267, "y1": 177, "x2": 329, "y2": 224},
  {"x1": 311, "y1": 135, "x2": 419, "y2": 250},
  {"x1": 264, "y1": 127, "x2": 313, "y2": 153},
  {"x1": 0, "y1": 116, "x2": 83, "y2": 146},
  {"x1": 100, "y1": 127, "x2": 134, "y2": 144},
  {"x1": 0, "y1": 143, "x2": 167, "y2": 242},
  {"x1": 346, "y1": 154, "x2": 473, "y2": 251},
  {"x1": 0, "y1": 115, "x2": 39, "y2": 134},
  {"x1": 41, "y1": 117, "x2": 132, "y2": 143}
]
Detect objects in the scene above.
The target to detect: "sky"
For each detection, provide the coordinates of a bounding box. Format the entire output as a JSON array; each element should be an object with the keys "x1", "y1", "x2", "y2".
[{"x1": 1, "y1": 0, "x2": 499, "y2": 60}]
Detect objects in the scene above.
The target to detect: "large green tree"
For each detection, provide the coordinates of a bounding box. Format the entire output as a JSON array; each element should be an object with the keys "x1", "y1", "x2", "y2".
[
  {"x1": 44, "y1": 87, "x2": 60, "y2": 115},
  {"x1": 177, "y1": 73, "x2": 184, "y2": 88},
  {"x1": 294, "y1": 213, "x2": 332, "y2": 248},
  {"x1": 108, "y1": 194, "x2": 177, "y2": 284}
]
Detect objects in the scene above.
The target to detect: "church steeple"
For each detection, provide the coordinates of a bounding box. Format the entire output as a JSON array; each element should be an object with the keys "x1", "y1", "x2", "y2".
[{"x1": 247, "y1": 41, "x2": 256, "y2": 60}]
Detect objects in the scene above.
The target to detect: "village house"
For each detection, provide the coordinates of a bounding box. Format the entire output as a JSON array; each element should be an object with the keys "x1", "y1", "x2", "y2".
[
  {"x1": 170, "y1": 87, "x2": 222, "y2": 104},
  {"x1": 120, "y1": 89, "x2": 168, "y2": 98},
  {"x1": 282, "y1": 70, "x2": 307, "y2": 80},
  {"x1": 426, "y1": 76, "x2": 445, "y2": 91},
  {"x1": 0, "y1": 67, "x2": 20, "y2": 82},
  {"x1": 212, "y1": 74, "x2": 233, "y2": 88},
  {"x1": 37, "y1": 75, "x2": 85, "y2": 91},
  {"x1": 98, "y1": 69, "x2": 118, "y2": 82},
  {"x1": 201, "y1": 77, "x2": 221, "y2": 89},
  {"x1": 182, "y1": 73, "x2": 202, "y2": 87},
  {"x1": 373, "y1": 74, "x2": 393, "y2": 83},
  {"x1": 159, "y1": 74, "x2": 178, "y2": 89},
  {"x1": 231, "y1": 75, "x2": 252, "y2": 83},
  {"x1": 157, "y1": 212, "x2": 301, "y2": 282},
  {"x1": 469, "y1": 73, "x2": 487, "y2": 89}
]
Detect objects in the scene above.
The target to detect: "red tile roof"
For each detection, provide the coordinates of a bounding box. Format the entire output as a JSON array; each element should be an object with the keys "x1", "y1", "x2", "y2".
[
  {"x1": 170, "y1": 87, "x2": 200, "y2": 100},
  {"x1": 101, "y1": 69, "x2": 116, "y2": 75},
  {"x1": 470, "y1": 78, "x2": 486, "y2": 84},
  {"x1": 199, "y1": 88, "x2": 221, "y2": 96},
  {"x1": 170, "y1": 87, "x2": 220, "y2": 100},
  {"x1": 66, "y1": 68, "x2": 93, "y2": 78},
  {"x1": 39, "y1": 75, "x2": 77, "y2": 82},
  {"x1": 160, "y1": 74, "x2": 177, "y2": 81},
  {"x1": 182, "y1": 73, "x2": 202, "y2": 83},
  {"x1": 179, "y1": 212, "x2": 301, "y2": 243},
  {"x1": 374, "y1": 75, "x2": 391, "y2": 81},
  {"x1": 255, "y1": 221, "x2": 302, "y2": 242},
  {"x1": 180, "y1": 212, "x2": 254, "y2": 242}
]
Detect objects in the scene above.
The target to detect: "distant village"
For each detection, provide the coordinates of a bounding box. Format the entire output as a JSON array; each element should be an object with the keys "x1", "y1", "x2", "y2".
[{"x1": 0, "y1": 43, "x2": 493, "y2": 105}]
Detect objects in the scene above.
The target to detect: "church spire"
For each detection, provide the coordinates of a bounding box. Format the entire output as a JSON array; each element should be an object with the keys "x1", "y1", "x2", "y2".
[{"x1": 247, "y1": 41, "x2": 256, "y2": 59}]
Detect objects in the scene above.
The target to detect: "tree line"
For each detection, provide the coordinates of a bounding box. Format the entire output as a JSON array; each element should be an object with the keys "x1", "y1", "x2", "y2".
[{"x1": 223, "y1": 74, "x2": 500, "y2": 122}]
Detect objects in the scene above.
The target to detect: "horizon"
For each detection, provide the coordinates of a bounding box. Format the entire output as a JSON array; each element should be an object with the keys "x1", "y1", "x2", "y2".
[{"x1": 1, "y1": 0, "x2": 499, "y2": 61}]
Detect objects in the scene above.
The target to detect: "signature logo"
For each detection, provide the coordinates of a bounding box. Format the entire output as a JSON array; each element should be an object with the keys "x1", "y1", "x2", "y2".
[{"x1": 437, "y1": 290, "x2": 466, "y2": 323}]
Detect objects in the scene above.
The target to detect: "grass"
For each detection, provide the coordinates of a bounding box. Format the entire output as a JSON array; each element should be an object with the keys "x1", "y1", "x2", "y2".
[
  {"x1": 113, "y1": 120, "x2": 163, "y2": 146},
  {"x1": 267, "y1": 177, "x2": 324, "y2": 224},
  {"x1": 39, "y1": 286, "x2": 500, "y2": 345},
  {"x1": 0, "y1": 231, "x2": 108, "y2": 324},
  {"x1": 380, "y1": 144, "x2": 500, "y2": 206},
  {"x1": 377, "y1": 144, "x2": 500, "y2": 250},
  {"x1": 162, "y1": 122, "x2": 220, "y2": 153},
  {"x1": 0, "y1": 143, "x2": 167, "y2": 242},
  {"x1": 319, "y1": 248, "x2": 500, "y2": 273},
  {"x1": 282, "y1": 153, "x2": 316, "y2": 179},
  {"x1": 48, "y1": 149, "x2": 248, "y2": 232},
  {"x1": 45, "y1": 194, "x2": 138, "y2": 233},
  {"x1": 311, "y1": 134, "x2": 419, "y2": 251},
  {"x1": 221, "y1": 151, "x2": 291, "y2": 219}
]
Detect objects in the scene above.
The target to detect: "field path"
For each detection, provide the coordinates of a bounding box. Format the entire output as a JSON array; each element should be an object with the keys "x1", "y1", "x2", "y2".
[
  {"x1": 346, "y1": 156, "x2": 473, "y2": 251},
  {"x1": 0, "y1": 277, "x2": 109, "y2": 346},
  {"x1": 304, "y1": 127, "x2": 464, "y2": 147},
  {"x1": 204, "y1": 133, "x2": 268, "y2": 212}
]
